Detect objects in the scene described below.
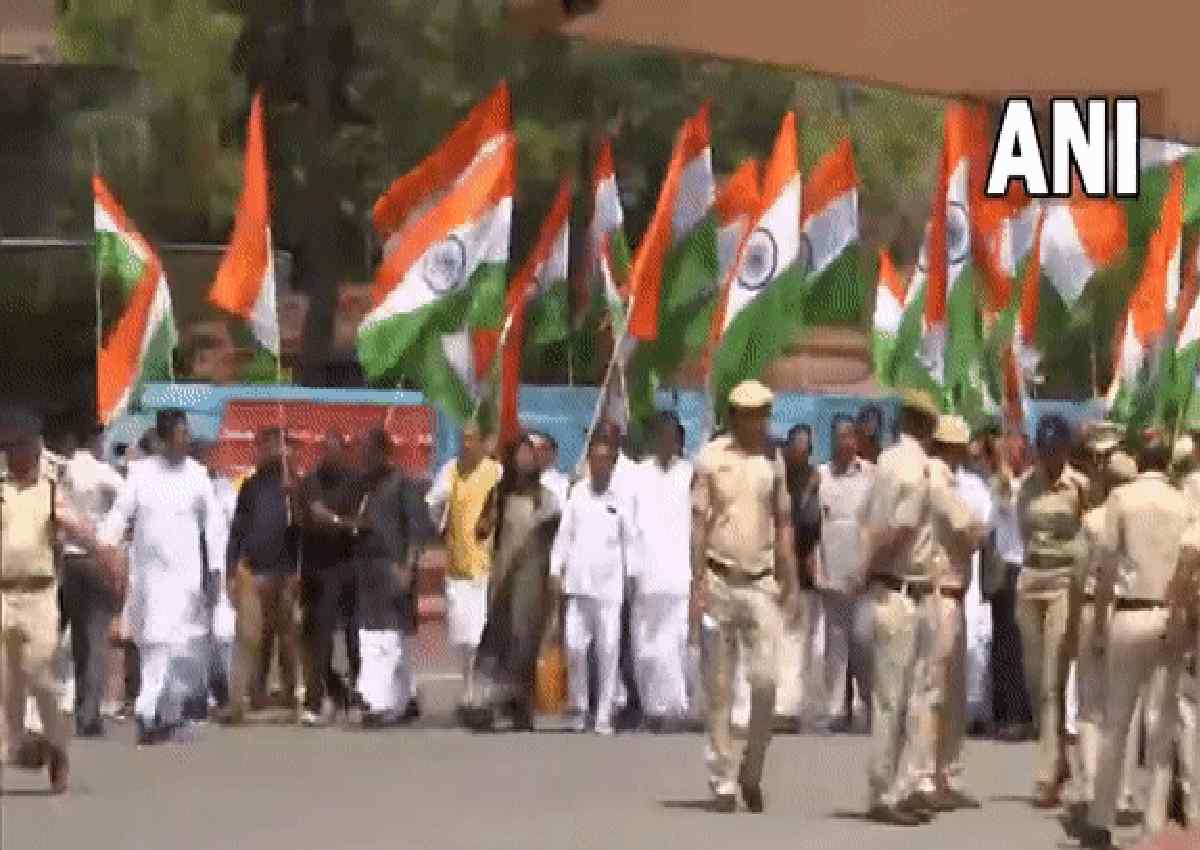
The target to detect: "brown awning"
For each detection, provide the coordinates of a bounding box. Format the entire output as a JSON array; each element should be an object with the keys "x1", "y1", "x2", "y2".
[{"x1": 510, "y1": 0, "x2": 1192, "y2": 142}]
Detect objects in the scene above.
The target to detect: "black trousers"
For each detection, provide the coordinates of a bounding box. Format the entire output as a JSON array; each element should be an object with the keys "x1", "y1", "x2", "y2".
[
  {"x1": 300, "y1": 564, "x2": 360, "y2": 712},
  {"x1": 59, "y1": 555, "x2": 119, "y2": 729},
  {"x1": 989, "y1": 563, "x2": 1033, "y2": 726}
]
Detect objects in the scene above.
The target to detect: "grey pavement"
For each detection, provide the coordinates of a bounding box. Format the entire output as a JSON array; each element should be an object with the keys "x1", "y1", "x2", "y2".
[{"x1": 2, "y1": 624, "x2": 1192, "y2": 850}]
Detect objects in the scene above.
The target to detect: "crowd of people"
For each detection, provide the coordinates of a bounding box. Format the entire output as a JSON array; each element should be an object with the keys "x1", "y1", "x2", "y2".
[{"x1": 1, "y1": 384, "x2": 1199, "y2": 850}]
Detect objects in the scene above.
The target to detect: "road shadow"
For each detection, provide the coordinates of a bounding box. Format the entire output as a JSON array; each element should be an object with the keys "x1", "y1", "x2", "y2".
[
  {"x1": 0, "y1": 787, "x2": 60, "y2": 798},
  {"x1": 829, "y1": 810, "x2": 872, "y2": 822},
  {"x1": 990, "y1": 794, "x2": 1035, "y2": 805},
  {"x1": 660, "y1": 799, "x2": 724, "y2": 814}
]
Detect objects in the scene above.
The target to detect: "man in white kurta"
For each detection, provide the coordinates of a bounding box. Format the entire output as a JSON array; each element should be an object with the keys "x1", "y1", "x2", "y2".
[
  {"x1": 551, "y1": 436, "x2": 634, "y2": 735},
  {"x1": 631, "y1": 413, "x2": 694, "y2": 727},
  {"x1": 97, "y1": 411, "x2": 224, "y2": 743}
]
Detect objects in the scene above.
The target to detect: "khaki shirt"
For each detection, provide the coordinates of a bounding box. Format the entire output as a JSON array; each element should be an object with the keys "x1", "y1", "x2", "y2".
[
  {"x1": 1097, "y1": 472, "x2": 1195, "y2": 603},
  {"x1": 1017, "y1": 463, "x2": 1089, "y2": 597},
  {"x1": 1, "y1": 465, "x2": 62, "y2": 583},
  {"x1": 928, "y1": 459, "x2": 984, "y2": 590},
  {"x1": 859, "y1": 434, "x2": 934, "y2": 583},
  {"x1": 1183, "y1": 470, "x2": 1200, "y2": 506},
  {"x1": 692, "y1": 435, "x2": 789, "y2": 576}
]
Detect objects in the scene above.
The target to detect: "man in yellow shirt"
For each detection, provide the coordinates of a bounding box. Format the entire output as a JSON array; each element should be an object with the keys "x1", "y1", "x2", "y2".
[{"x1": 426, "y1": 421, "x2": 502, "y2": 712}]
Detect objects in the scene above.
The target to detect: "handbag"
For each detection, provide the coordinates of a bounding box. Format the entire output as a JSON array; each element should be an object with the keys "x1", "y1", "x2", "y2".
[{"x1": 534, "y1": 641, "x2": 567, "y2": 715}]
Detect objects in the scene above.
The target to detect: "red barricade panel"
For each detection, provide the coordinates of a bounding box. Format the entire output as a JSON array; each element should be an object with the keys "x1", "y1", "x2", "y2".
[{"x1": 210, "y1": 401, "x2": 435, "y2": 483}]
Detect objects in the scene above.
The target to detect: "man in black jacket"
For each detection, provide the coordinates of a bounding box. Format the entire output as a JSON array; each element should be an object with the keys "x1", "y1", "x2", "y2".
[
  {"x1": 221, "y1": 427, "x2": 300, "y2": 724},
  {"x1": 351, "y1": 428, "x2": 425, "y2": 727}
]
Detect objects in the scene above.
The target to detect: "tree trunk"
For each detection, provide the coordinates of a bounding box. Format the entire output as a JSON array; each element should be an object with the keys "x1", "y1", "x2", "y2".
[{"x1": 297, "y1": 0, "x2": 341, "y2": 386}]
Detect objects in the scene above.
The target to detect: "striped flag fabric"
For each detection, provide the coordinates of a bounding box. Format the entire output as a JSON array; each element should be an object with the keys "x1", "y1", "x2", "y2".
[
  {"x1": 1109, "y1": 161, "x2": 1183, "y2": 426},
  {"x1": 871, "y1": 247, "x2": 907, "y2": 384},
  {"x1": 707, "y1": 112, "x2": 804, "y2": 419},
  {"x1": 1126, "y1": 139, "x2": 1200, "y2": 249},
  {"x1": 93, "y1": 176, "x2": 177, "y2": 426},
  {"x1": 801, "y1": 135, "x2": 863, "y2": 325},
  {"x1": 357, "y1": 133, "x2": 516, "y2": 424},
  {"x1": 1040, "y1": 195, "x2": 1128, "y2": 308},
  {"x1": 523, "y1": 179, "x2": 572, "y2": 349},
  {"x1": 490, "y1": 177, "x2": 572, "y2": 444},
  {"x1": 1171, "y1": 241, "x2": 1200, "y2": 426},
  {"x1": 623, "y1": 104, "x2": 717, "y2": 428},
  {"x1": 208, "y1": 89, "x2": 280, "y2": 364}
]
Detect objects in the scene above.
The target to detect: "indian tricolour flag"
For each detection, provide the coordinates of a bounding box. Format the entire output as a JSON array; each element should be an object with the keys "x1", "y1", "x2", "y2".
[
  {"x1": 487, "y1": 177, "x2": 572, "y2": 444},
  {"x1": 524, "y1": 178, "x2": 572, "y2": 349},
  {"x1": 208, "y1": 90, "x2": 280, "y2": 371},
  {"x1": 707, "y1": 112, "x2": 803, "y2": 420},
  {"x1": 93, "y1": 175, "x2": 177, "y2": 426},
  {"x1": 871, "y1": 248, "x2": 907, "y2": 384},
  {"x1": 801, "y1": 136, "x2": 863, "y2": 325},
  {"x1": 1126, "y1": 138, "x2": 1200, "y2": 249},
  {"x1": 887, "y1": 103, "x2": 989, "y2": 417},
  {"x1": 1171, "y1": 242, "x2": 1200, "y2": 427},
  {"x1": 357, "y1": 135, "x2": 516, "y2": 424},
  {"x1": 623, "y1": 104, "x2": 717, "y2": 428},
  {"x1": 1040, "y1": 195, "x2": 1127, "y2": 308},
  {"x1": 1108, "y1": 161, "x2": 1183, "y2": 427}
]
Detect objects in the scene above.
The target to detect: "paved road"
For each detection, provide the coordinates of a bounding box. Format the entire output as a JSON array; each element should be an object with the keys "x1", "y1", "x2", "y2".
[{"x1": 3, "y1": 625, "x2": 1195, "y2": 850}]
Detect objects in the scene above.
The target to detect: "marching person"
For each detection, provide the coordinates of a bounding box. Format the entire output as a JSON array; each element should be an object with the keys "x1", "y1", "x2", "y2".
[
  {"x1": 1017, "y1": 414, "x2": 1090, "y2": 808},
  {"x1": 551, "y1": 431, "x2": 635, "y2": 735},
  {"x1": 1174, "y1": 508, "x2": 1200, "y2": 828},
  {"x1": 58, "y1": 422, "x2": 125, "y2": 737},
  {"x1": 298, "y1": 431, "x2": 360, "y2": 723},
  {"x1": 913, "y1": 414, "x2": 989, "y2": 812},
  {"x1": 473, "y1": 433, "x2": 562, "y2": 731},
  {"x1": 351, "y1": 429, "x2": 425, "y2": 727},
  {"x1": 987, "y1": 430, "x2": 1035, "y2": 741},
  {"x1": 856, "y1": 388, "x2": 941, "y2": 827},
  {"x1": 778, "y1": 423, "x2": 823, "y2": 731},
  {"x1": 814, "y1": 415, "x2": 876, "y2": 733},
  {"x1": 691, "y1": 380, "x2": 795, "y2": 814},
  {"x1": 221, "y1": 427, "x2": 301, "y2": 725},
  {"x1": 631, "y1": 412, "x2": 694, "y2": 731},
  {"x1": 427, "y1": 421, "x2": 503, "y2": 715},
  {"x1": 97, "y1": 409, "x2": 225, "y2": 745},
  {"x1": 1078, "y1": 434, "x2": 1197, "y2": 848},
  {"x1": 1, "y1": 407, "x2": 113, "y2": 793},
  {"x1": 1065, "y1": 428, "x2": 1138, "y2": 832},
  {"x1": 532, "y1": 432, "x2": 570, "y2": 509}
]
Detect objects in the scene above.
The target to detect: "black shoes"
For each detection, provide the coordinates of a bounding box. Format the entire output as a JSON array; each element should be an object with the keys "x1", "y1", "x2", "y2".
[
  {"x1": 76, "y1": 720, "x2": 105, "y2": 738},
  {"x1": 713, "y1": 793, "x2": 737, "y2": 814},
  {"x1": 867, "y1": 804, "x2": 923, "y2": 826},
  {"x1": 740, "y1": 782, "x2": 765, "y2": 814},
  {"x1": 1076, "y1": 825, "x2": 1117, "y2": 849}
]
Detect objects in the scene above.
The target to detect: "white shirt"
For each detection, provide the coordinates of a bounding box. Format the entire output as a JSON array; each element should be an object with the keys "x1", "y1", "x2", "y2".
[
  {"x1": 956, "y1": 468, "x2": 995, "y2": 530},
  {"x1": 817, "y1": 459, "x2": 875, "y2": 591},
  {"x1": 631, "y1": 456, "x2": 693, "y2": 596},
  {"x1": 540, "y1": 467, "x2": 570, "y2": 511},
  {"x1": 550, "y1": 481, "x2": 634, "y2": 602},
  {"x1": 992, "y1": 474, "x2": 1025, "y2": 566},
  {"x1": 60, "y1": 449, "x2": 125, "y2": 556},
  {"x1": 98, "y1": 455, "x2": 224, "y2": 645}
]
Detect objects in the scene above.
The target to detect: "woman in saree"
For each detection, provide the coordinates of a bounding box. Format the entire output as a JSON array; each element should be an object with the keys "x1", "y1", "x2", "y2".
[{"x1": 471, "y1": 434, "x2": 563, "y2": 730}]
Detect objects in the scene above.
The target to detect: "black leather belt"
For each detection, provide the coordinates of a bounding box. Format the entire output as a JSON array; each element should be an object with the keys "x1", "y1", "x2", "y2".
[
  {"x1": 939, "y1": 586, "x2": 966, "y2": 601},
  {"x1": 1081, "y1": 594, "x2": 1097, "y2": 605},
  {"x1": 870, "y1": 573, "x2": 934, "y2": 600},
  {"x1": 1113, "y1": 598, "x2": 1167, "y2": 611},
  {"x1": 0, "y1": 575, "x2": 56, "y2": 592}
]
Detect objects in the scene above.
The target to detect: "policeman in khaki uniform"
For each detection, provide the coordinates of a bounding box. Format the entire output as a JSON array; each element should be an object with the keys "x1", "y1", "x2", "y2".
[
  {"x1": 1175, "y1": 512, "x2": 1200, "y2": 828},
  {"x1": 1067, "y1": 431, "x2": 1138, "y2": 827},
  {"x1": 0, "y1": 408, "x2": 115, "y2": 794},
  {"x1": 911, "y1": 414, "x2": 989, "y2": 812},
  {"x1": 854, "y1": 388, "x2": 942, "y2": 826},
  {"x1": 691, "y1": 380, "x2": 795, "y2": 814},
  {"x1": 1017, "y1": 415, "x2": 1091, "y2": 808},
  {"x1": 1079, "y1": 435, "x2": 1198, "y2": 849}
]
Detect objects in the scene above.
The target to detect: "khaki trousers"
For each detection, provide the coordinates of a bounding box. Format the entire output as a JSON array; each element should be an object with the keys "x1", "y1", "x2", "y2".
[
  {"x1": 1179, "y1": 644, "x2": 1198, "y2": 826},
  {"x1": 1016, "y1": 590, "x2": 1071, "y2": 788},
  {"x1": 1088, "y1": 608, "x2": 1184, "y2": 835},
  {"x1": 1074, "y1": 602, "x2": 1142, "y2": 806},
  {"x1": 703, "y1": 568, "x2": 783, "y2": 797},
  {"x1": 230, "y1": 567, "x2": 300, "y2": 714},
  {"x1": 914, "y1": 594, "x2": 967, "y2": 795},
  {"x1": 867, "y1": 583, "x2": 938, "y2": 808},
  {"x1": 0, "y1": 586, "x2": 67, "y2": 759}
]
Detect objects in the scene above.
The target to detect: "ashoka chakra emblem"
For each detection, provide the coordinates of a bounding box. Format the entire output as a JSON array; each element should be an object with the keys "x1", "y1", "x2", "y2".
[
  {"x1": 423, "y1": 234, "x2": 468, "y2": 294},
  {"x1": 738, "y1": 228, "x2": 779, "y2": 291}
]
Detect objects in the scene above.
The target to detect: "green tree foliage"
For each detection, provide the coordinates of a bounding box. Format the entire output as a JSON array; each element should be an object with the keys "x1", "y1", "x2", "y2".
[{"x1": 52, "y1": 0, "x2": 946, "y2": 385}]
